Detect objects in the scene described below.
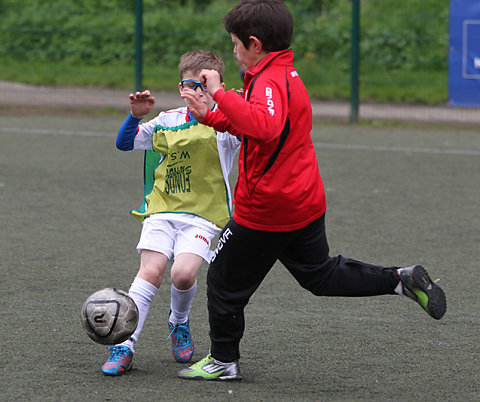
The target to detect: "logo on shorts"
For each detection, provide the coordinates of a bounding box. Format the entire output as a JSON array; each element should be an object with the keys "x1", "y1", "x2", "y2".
[{"x1": 195, "y1": 234, "x2": 209, "y2": 245}]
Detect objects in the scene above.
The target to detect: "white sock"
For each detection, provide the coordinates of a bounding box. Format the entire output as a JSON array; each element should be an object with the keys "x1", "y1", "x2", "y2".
[
  {"x1": 394, "y1": 268, "x2": 404, "y2": 295},
  {"x1": 394, "y1": 281, "x2": 404, "y2": 295},
  {"x1": 119, "y1": 276, "x2": 158, "y2": 351},
  {"x1": 169, "y1": 281, "x2": 197, "y2": 325}
]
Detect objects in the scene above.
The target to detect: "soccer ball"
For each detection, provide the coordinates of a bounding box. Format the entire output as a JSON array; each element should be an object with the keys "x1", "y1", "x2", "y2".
[{"x1": 81, "y1": 288, "x2": 139, "y2": 345}]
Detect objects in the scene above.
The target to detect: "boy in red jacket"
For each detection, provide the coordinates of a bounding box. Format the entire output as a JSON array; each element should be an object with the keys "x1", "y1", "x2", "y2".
[{"x1": 179, "y1": 0, "x2": 446, "y2": 381}]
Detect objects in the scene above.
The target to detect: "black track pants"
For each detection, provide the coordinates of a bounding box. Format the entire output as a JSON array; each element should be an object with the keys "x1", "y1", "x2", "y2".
[{"x1": 207, "y1": 215, "x2": 400, "y2": 362}]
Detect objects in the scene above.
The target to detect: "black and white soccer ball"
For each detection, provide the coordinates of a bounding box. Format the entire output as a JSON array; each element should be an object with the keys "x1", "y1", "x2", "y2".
[{"x1": 81, "y1": 288, "x2": 139, "y2": 345}]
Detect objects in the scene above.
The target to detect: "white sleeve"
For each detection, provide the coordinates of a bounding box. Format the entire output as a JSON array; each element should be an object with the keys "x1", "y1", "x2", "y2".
[
  {"x1": 133, "y1": 114, "x2": 164, "y2": 150},
  {"x1": 216, "y1": 131, "x2": 241, "y2": 178}
]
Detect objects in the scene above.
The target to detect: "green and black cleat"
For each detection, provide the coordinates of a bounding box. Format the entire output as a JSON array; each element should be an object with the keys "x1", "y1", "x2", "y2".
[{"x1": 398, "y1": 265, "x2": 446, "y2": 320}]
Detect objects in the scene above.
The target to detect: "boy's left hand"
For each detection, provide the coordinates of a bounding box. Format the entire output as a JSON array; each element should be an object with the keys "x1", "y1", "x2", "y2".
[{"x1": 180, "y1": 89, "x2": 209, "y2": 123}]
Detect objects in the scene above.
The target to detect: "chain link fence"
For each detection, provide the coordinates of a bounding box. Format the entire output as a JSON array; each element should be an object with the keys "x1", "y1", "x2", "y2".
[{"x1": 0, "y1": 1, "x2": 467, "y2": 123}]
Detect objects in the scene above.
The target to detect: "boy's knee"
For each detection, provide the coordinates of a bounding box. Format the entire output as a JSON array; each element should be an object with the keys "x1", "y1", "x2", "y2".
[
  {"x1": 171, "y1": 267, "x2": 196, "y2": 289},
  {"x1": 137, "y1": 266, "x2": 164, "y2": 288}
]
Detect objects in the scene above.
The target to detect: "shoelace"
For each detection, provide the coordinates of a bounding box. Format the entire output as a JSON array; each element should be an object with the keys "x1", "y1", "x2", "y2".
[
  {"x1": 108, "y1": 346, "x2": 129, "y2": 361},
  {"x1": 167, "y1": 322, "x2": 190, "y2": 347}
]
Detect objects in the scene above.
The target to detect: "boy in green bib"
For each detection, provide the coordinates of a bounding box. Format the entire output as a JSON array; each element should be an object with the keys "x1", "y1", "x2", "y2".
[{"x1": 101, "y1": 50, "x2": 240, "y2": 376}]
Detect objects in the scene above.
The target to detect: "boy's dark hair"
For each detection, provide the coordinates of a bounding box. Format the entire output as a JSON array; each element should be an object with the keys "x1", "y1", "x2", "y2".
[
  {"x1": 179, "y1": 50, "x2": 225, "y2": 82},
  {"x1": 223, "y1": 0, "x2": 293, "y2": 52}
]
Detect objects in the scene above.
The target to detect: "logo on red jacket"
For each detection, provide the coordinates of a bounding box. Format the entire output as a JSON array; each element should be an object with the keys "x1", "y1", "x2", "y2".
[{"x1": 266, "y1": 87, "x2": 275, "y2": 116}]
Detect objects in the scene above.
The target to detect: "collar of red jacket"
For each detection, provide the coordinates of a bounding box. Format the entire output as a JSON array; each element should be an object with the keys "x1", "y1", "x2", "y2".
[{"x1": 244, "y1": 49, "x2": 293, "y2": 83}]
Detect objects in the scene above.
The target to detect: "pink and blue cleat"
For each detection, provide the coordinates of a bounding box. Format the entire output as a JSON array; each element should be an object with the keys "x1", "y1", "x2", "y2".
[
  {"x1": 168, "y1": 320, "x2": 194, "y2": 363},
  {"x1": 101, "y1": 345, "x2": 133, "y2": 376}
]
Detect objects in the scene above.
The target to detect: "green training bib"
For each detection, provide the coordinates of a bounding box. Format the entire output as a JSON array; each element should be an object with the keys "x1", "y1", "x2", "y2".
[{"x1": 131, "y1": 120, "x2": 231, "y2": 228}]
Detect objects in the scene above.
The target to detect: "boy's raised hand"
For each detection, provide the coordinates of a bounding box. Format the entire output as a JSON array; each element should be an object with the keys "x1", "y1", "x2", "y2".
[
  {"x1": 180, "y1": 69, "x2": 222, "y2": 122},
  {"x1": 129, "y1": 90, "x2": 155, "y2": 118},
  {"x1": 180, "y1": 88, "x2": 209, "y2": 123}
]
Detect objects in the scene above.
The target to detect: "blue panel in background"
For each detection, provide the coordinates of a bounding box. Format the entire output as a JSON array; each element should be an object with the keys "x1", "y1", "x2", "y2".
[
  {"x1": 463, "y1": 21, "x2": 480, "y2": 78},
  {"x1": 448, "y1": 0, "x2": 480, "y2": 107}
]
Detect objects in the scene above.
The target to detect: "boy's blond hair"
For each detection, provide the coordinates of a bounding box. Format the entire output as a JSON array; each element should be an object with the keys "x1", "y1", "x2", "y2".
[{"x1": 179, "y1": 50, "x2": 224, "y2": 82}]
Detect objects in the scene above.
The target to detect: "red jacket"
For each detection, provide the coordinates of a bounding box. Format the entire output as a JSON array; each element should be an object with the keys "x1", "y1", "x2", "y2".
[{"x1": 204, "y1": 49, "x2": 326, "y2": 231}]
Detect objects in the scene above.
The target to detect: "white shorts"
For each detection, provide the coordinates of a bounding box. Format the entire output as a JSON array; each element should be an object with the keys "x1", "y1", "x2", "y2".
[{"x1": 136, "y1": 214, "x2": 217, "y2": 262}]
